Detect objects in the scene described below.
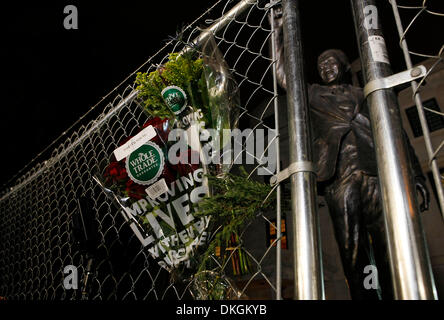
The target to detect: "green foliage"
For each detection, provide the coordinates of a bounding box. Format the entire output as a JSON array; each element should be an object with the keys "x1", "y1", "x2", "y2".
[
  {"x1": 194, "y1": 167, "x2": 275, "y2": 273},
  {"x1": 135, "y1": 52, "x2": 206, "y2": 119}
]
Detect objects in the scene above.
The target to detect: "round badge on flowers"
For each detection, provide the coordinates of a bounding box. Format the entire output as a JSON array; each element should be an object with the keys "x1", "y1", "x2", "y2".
[{"x1": 125, "y1": 141, "x2": 165, "y2": 186}]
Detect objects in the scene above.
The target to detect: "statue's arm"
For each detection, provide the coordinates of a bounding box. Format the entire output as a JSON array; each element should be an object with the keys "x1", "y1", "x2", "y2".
[{"x1": 361, "y1": 96, "x2": 429, "y2": 211}]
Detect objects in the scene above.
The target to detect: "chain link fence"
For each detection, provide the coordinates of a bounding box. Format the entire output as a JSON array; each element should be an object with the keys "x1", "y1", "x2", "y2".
[
  {"x1": 0, "y1": 0, "x2": 286, "y2": 300},
  {"x1": 389, "y1": 0, "x2": 444, "y2": 218},
  {"x1": 2, "y1": 0, "x2": 442, "y2": 301}
]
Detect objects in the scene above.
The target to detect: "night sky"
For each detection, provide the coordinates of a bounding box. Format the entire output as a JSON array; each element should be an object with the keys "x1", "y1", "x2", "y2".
[
  {"x1": 2, "y1": 0, "x2": 443, "y2": 188},
  {"x1": 1, "y1": 0, "x2": 213, "y2": 187}
]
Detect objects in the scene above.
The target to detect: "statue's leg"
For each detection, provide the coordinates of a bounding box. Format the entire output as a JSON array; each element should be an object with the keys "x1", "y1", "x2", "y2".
[
  {"x1": 324, "y1": 171, "x2": 379, "y2": 300},
  {"x1": 361, "y1": 175, "x2": 395, "y2": 300}
]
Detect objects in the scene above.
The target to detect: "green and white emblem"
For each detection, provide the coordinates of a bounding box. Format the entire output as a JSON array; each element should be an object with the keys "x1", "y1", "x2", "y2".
[
  {"x1": 161, "y1": 85, "x2": 187, "y2": 115},
  {"x1": 125, "y1": 141, "x2": 165, "y2": 185}
]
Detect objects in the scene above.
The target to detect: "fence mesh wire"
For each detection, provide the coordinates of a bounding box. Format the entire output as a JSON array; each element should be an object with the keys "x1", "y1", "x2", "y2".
[
  {"x1": 0, "y1": 0, "x2": 285, "y2": 300},
  {"x1": 389, "y1": 0, "x2": 444, "y2": 214}
]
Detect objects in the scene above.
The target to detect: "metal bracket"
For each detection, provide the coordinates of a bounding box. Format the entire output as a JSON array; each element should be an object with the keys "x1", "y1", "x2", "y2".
[
  {"x1": 270, "y1": 161, "x2": 316, "y2": 186},
  {"x1": 265, "y1": 0, "x2": 282, "y2": 9},
  {"x1": 363, "y1": 65, "x2": 427, "y2": 98}
]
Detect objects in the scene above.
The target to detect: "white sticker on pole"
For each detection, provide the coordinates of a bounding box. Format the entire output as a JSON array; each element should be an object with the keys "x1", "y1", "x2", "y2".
[
  {"x1": 113, "y1": 125, "x2": 156, "y2": 161},
  {"x1": 368, "y1": 35, "x2": 389, "y2": 64}
]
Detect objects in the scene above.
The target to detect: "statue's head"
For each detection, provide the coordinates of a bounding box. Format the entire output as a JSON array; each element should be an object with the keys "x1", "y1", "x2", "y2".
[{"x1": 317, "y1": 49, "x2": 351, "y2": 85}]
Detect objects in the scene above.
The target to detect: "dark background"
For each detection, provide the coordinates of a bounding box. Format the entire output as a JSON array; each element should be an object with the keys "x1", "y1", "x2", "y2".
[
  {"x1": 2, "y1": 0, "x2": 443, "y2": 188},
  {"x1": 1, "y1": 0, "x2": 212, "y2": 187}
]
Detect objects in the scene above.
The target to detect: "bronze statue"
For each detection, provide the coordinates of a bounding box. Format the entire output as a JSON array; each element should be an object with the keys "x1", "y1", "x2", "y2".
[{"x1": 271, "y1": 9, "x2": 429, "y2": 299}]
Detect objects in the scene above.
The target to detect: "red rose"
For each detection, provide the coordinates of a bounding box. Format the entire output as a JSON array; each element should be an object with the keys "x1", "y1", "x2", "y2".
[
  {"x1": 105, "y1": 161, "x2": 128, "y2": 183},
  {"x1": 125, "y1": 179, "x2": 147, "y2": 200},
  {"x1": 107, "y1": 164, "x2": 119, "y2": 177},
  {"x1": 116, "y1": 166, "x2": 128, "y2": 181}
]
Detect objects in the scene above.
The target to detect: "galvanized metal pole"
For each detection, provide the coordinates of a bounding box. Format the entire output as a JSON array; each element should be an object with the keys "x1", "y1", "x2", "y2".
[
  {"x1": 350, "y1": 0, "x2": 437, "y2": 299},
  {"x1": 182, "y1": 0, "x2": 257, "y2": 55},
  {"x1": 269, "y1": 4, "x2": 283, "y2": 301},
  {"x1": 281, "y1": 0, "x2": 324, "y2": 300},
  {"x1": 389, "y1": 0, "x2": 444, "y2": 221}
]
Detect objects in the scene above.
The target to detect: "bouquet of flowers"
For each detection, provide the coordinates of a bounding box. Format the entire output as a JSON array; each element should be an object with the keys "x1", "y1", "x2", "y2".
[
  {"x1": 94, "y1": 35, "x2": 277, "y2": 300},
  {"x1": 95, "y1": 35, "x2": 240, "y2": 274}
]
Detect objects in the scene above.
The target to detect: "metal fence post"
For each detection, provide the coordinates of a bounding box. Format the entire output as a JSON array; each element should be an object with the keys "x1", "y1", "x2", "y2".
[
  {"x1": 281, "y1": 0, "x2": 324, "y2": 300},
  {"x1": 269, "y1": 3, "x2": 283, "y2": 301},
  {"x1": 350, "y1": 0, "x2": 437, "y2": 299}
]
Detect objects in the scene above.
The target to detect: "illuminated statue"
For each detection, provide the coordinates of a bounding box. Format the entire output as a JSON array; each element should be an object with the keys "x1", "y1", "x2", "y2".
[{"x1": 271, "y1": 9, "x2": 429, "y2": 299}]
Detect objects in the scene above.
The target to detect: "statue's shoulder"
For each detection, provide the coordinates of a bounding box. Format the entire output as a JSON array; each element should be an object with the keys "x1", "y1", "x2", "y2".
[
  {"x1": 308, "y1": 83, "x2": 328, "y2": 104},
  {"x1": 308, "y1": 83, "x2": 326, "y2": 94}
]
